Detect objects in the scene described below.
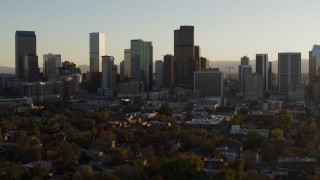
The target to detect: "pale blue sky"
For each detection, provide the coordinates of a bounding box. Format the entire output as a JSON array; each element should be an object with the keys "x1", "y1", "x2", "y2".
[{"x1": 0, "y1": 0, "x2": 319, "y2": 67}]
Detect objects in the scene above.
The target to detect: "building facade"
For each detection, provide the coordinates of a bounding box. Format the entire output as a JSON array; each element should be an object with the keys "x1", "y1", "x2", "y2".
[
  {"x1": 238, "y1": 65, "x2": 252, "y2": 94},
  {"x1": 194, "y1": 69, "x2": 224, "y2": 97},
  {"x1": 43, "y1": 53, "x2": 61, "y2": 78},
  {"x1": 15, "y1": 31, "x2": 37, "y2": 80},
  {"x1": 245, "y1": 72, "x2": 263, "y2": 100},
  {"x1": 24, "y1": 55, "x2": 39, "y2": 82},
  {"x1": 90, "y1": 32, "x2": 105, "y2": 72},
  {"x1": 155, "y1": 60, "x2": 164, "y2": 88},
  {"x1": 130, "y1": 40, "x2": 153, "y2": 90},
  {"x1": 256, "y1": 54, "x2": 268, "y2": 90},
  {"x1": 163, "y1": 54, "x2": 174, "y2": 88},
  {"x1": 174, "y1": 26, "x2": 195, "y2": 88},
  {"x1": 124, "y1": 49, "x2": 131, "y2": 79},
  {"x1": 309, "y1": 45, "x2": 320, "y2": 85},
  {"x1": 241, "y1": 56, "x2": 249, "y2": 65},
  {"x1": 101, "y1": 56, "x2": 115, "y2": 89},
  {"x1": 278, "y1": 53, "x2": 301, "y2": 94}
]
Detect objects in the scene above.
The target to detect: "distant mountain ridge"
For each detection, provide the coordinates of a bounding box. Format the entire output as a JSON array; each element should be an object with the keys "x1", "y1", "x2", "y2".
[
  {"x1": 0, "y1": 66, "x2": 14, "y2": 74},
  {"x1": 0, "y1": 60, "x2": 309, "y2": 75},
  {"x1": 209, "y1": 59, "x2": 309, "y2": 74}
]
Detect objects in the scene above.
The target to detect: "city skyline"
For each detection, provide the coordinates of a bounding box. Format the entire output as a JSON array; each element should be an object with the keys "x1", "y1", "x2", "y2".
[{"x1": 1, "y1": 1, "x2": 320, "y2": 68}]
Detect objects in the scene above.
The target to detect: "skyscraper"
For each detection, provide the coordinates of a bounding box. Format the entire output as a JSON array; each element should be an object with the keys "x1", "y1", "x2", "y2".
[
  {"x1": 200, "y1": 57, "x2": 209, "y2": 69},
  {"x1": 155, "y1": 60, "x2": 164, "y2": 88},
  {"x1": 130, "y1": 40, "x2": 153, "y2": 90},
  {"x1": 309, "y1": 45, "x2": 320, "y2": 85},
  {"x1": 194, "y1": 45, "x2": 200, "y2": 70},
  {"x1": 101, "y1": 56, "x2": 115, "y2": 89},
  {"x1": 120, "y1": 60, "x2": 125, "y2": 82},
  {"x1": 194, "y1": 68, "x2": 224, "y2": 97},
  {"x1": 278, "y1": 52, "x2": 301, "y2": 94},
  {"x1": 245, "y1": 72, "x2": 263, "y2": 100},
  {"x1": 174, "y1": 26, "x2": 195, "y2": 88},
  {"x1": 268, "y1": 62, "x2": 273, "y2": 90},
  {"x1": 241, "y1": 56, "x2": 249, "y2": 65},
  {"x1": 256, "y1": 54, "x2": 268, "y2": 90},
  {"x1": 43, "y1": 53, "x2": 61, "y2": 78},
  {"x1": 90, "y1": 32, "x2": 105, "y2": 72},
  {"x1": 15, "y1": 31, "x2": 37, "y2": 80},
  {"x1": 24, "y1": 55, "x2": 39, "y2": 82},
  {"x1": 124, "y1": 49, "x2": 131, "y2": 79},
  {"x1": 163, "y1": 54, "x2": 174, "y2": 87},
  {"x1": 238, "y1": 65, "x2": 252, "y2": 94}
]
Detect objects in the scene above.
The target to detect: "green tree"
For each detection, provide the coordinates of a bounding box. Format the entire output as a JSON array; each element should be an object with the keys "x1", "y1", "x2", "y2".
[
  {"x1": 228, "y1": 159, "x2": 244, "y2": 180},
  {"x1": 31, "y1": 162, "x2": 48, "y2": 180},
  {"x1": 159, "y1": 102, "x2": 173, "y2": 116},
  {"x1": 0, "y1": 161, "x2": 30, "y2": 180},
  {"x1": 53, "y1": 141, "x2": 79, "y2": 174},
  {"x1": 277, "y1": 114, "x2": 293, "y2": 130},
  {"x1": 159, "y1": 154, "x2": 203, "y2": 179},
  {"x1": 112, "y1": 148, "x2": 131, "y2": 165},
  {"x1": 27, "y1": 119, "x2": 40, "y2": 136},
  {"x1": 245, "y1": 131, "x2": 264, "y2": 149},
  {"x1": 75, "y1": 165, "x2": 95, "y2": 180},
  {"x1": 270, "y1": 128, "x2": 283, "y2": 139}
]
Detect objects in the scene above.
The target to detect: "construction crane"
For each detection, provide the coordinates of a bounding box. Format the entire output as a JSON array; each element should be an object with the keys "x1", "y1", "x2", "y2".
[{"x1": 218, "y1": 67, "x2": 235, "y2": 80}]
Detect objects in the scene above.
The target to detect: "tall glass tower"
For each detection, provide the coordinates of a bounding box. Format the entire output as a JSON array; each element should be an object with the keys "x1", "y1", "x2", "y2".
[
  {"x1": 15, "y1": 31, "x2": 36, "y2": 80},
  {"x1": 90, "y1": 32, "x2": 105, "y2": 72}
]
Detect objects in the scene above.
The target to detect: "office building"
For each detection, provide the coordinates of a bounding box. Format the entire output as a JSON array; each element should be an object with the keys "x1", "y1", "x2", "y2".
[
  {"x1": 15, "y1": 31, "x2": 37, "y2": 80},
  {"x1": 309, "y1": 45, "x2": 320, "y2": 85},
  {"x1": 130, "y1": 39, "x2": 153, "y2": 90},
  {"x1": 43, "y1": 53, "x2": 61, "y2": 78},
  {"x1": 241, "y1": 56, "x2": 249, "y2": 65},
  {"x1": 245, "y1": 73, "x2": 263, "y2": 100},
  {"x1": 163, "y1": 54, "x2": 174, "y2": 87},
  {"x1": 194, "y1": 68, "x2": 224, "y2": 97},
  {"x1": 124, "y1": 49, "x2": 131, "y2": 79},
  {"x1": 155, "y1": 60, "x2": 164, "y2": 88},
  {"x1": 238, "y1": 63, "x2": 252, "y2": 94},
  {"x1": 90, "y1": 32, "x2": 105, "y2": 72},
  {"x1": 256, "y1": 54, "x2": 268, "y2": 90},
  {"x1": 120, "y1": 60, "x2": 125, "y2": 82},
  {"x1": 200, "y1": 57, "x2": 209, "y2": 69},
  {"x1": 195, "y1": 45, "x2": 200, "y2": 70},
  {"x1": 278, "y1": 53, "x2": 301, "y2": 94},
  {"x1": 268, "y1": 62, "x2": 273, "y2": 90},
  {"x1": 174, "y1": 26, "x2": 195, "y2": 87},
  {"x1": 101, "y1": 56, "x2": 115, "y2": 89},
  {"x1": 24, "y1": 55, "x2": 39, "y2": 82}
]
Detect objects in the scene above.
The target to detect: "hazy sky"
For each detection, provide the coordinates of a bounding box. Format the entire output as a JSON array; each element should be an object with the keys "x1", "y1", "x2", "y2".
[{"x1": 1, "y1": 0, "x2": 320, "y2": 68}]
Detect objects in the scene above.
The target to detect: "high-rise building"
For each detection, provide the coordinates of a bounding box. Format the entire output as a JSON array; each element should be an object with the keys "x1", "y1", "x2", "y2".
[
  {"x1": 43, "y1": 53, "x2": 61, "y2": 78},
  {"x1": 278, "y1": 53, "x2": 301, "y2": 94},
  {"x1": 200, "y1": 57, "x2": 209, "y2": 69},
  {"x1": 24, "y1": 55, "x2": 39, "y2": 82},
  {"x1": 268, "y1": 62, "x2": 273, "y2": 90},
  {"x1": 120, "y1": 60, "x2": 125, "y2": 82},
  {"x1": 15, "y1": 31, "x2": 37, "y2": 80},
  {"x1": 256, "y1": 54, "x2": 268, "y2": 90},
  {"x1": 90, "y1": 32, "x2": 105, "y2": 72},
  {"x1": 101, "y1": 56, "x2": 115, "y2": 89},
  {"x1": 130, "y1": 39, "x2": 153, "y2": 90},
  {"x1": 241, "y1": 56, "x2": 249, "y2": 65},
  {"x1": 195, "y1": 45, "x2": 201, "y2": 70},
  {"x1": 238, "y1": 65, "x2": 252, "y2": 94},
  {"x1": 155, "y1": 60, "x2": 164, "y2": 88},
  {"x1": 174, "y1": 26, "x2": 195, "y2": 87},
  {"x1": 163, "y1": 54, "x2": 174, "y2": 87},
  {"x1": 124, "y1": 49, "x2": 131, "y2": 79},
  {"x1": 194, "y1": 68, "x2": 224, "y2": 97},
  {"x1": 309, "y1": 45, "x2": 320, "y2": 85},
  {"x1": 245, "y1": 72, "x2": 263, "y2": 100}
]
